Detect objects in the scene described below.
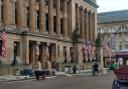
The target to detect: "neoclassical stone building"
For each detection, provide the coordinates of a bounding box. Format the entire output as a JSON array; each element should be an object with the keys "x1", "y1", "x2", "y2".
[{"x1": 0, "y1": 0, "x2": 98, "y2": 74}]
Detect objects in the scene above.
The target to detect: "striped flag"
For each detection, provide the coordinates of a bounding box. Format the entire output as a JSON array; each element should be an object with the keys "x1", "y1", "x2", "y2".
[
  {"x1": 103, "y1": 35, "x2": 112, "y2": 60},
  {"x1": 87, "y1": 44, "x2": 93, "y2": 61},
  {"x1": 87, "y1": 44, "x2": 92, "y2": 55},
  {"x1": 81, "y1": 44, "x2": 88, "y2": 55},
  {"x1": 91, "y1": 46, "x2": 96, "y2": 60},
  {"x1": 1, "y1": 31, "x2": 6, "y2": 60}
]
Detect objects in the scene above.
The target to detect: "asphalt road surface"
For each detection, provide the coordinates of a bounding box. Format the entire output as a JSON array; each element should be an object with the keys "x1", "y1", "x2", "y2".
[{"x1": 0, "y1": 71, "x2": 122, "y2": 89}]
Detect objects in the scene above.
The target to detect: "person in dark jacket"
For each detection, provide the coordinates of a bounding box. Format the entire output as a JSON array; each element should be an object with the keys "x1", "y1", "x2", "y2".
[
  {"x1": 94, "y1": 62, "x2": 99, "y2": 74},
  {"x1": 72, "y1": 65, "x2": 77, "y2": 74}
]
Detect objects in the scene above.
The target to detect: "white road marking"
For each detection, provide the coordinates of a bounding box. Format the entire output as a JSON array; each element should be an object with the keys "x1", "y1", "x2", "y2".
[
  {"x1": 3, "y1": 76, "x2": 57, "y2": 84},
  {"x1": 3, "y1": 79, "x2": 35, "y2": 84}
]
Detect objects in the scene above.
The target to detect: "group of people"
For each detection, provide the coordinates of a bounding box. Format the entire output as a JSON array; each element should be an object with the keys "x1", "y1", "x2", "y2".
[{"x1": 34, "y1": 59, "x2": 54, "y2": 80}]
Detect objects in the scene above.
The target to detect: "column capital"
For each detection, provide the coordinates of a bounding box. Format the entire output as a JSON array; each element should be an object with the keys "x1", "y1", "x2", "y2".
[
  {"x1": 88, "y1": 11, "x2": 92, "y2": 15},
  {"x1": 75, "y1": 3, "x2": 79, "y2": 8},
  {"x1": 79, "y1": 6, "x2": 84, "y2": 10}
]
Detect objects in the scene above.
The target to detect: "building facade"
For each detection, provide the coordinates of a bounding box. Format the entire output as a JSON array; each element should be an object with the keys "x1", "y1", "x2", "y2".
[
  {"x1": 0, "y1": 0, "x2": 98, "y2": 73},
  {"x1": 98, "y1": 10, "x2": 128, "y2": 52}
]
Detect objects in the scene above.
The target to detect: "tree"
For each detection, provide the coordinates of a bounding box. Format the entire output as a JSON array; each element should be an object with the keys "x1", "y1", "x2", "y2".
[
  {"x1": 71, "y1": 24, "x2": 80, "y2": 43},
  {"x1": 95, "y1": 33, "x2": 102, "y2": 48},
  {"x1": 70, "y1": 24, "x2": 80, "y2": 63}
]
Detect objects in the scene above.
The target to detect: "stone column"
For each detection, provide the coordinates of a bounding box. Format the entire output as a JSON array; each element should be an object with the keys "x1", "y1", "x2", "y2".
[
  {"x1": 17, "y1": 0, "x2": 25, "y2": 27},
  {"x1": 56, "y1": 0, "x2": 60, "y2": 35},
  {"x1": 84, "y1": 10, "x2": 89, "y2": 41},
  {"x1": 92, "y1": 12, "x2": 97, "y2": 41},
  {"x1": 63, "y1": 0, "x2": 67, "y2": 37},
  {"x1": 29, "y1": 0, "x2": 35, "y2": 32},
  {"x1": 3, "y1": 0, "x2": 11, "y2": 25},
  {"x1": 48, "y1": 0, "x2": 53, "y2": 35},
  {"x1": 39, "y1": 0, "x2": 45, "y2": 33},
  {"x1": 80, "y1": 7, "x2": 84, "y2": 39},
  {"x1": 10, "y1": 0, "x2": 15, "y2": 25},
  {"x1": 75, "y1": 4, "x2": 80, "y2": 29},
  {"x1": 88, "y1": 12, "x2": 92, "y2": 41}
]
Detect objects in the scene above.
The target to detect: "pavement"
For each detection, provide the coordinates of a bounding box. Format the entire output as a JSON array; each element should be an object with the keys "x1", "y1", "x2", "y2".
[
  {"x1": 0, "y1": 71, "x2": 116, "y2": 89},
  {"x1": 0, "y1": 69, "x2": 108, "y2": 82}
]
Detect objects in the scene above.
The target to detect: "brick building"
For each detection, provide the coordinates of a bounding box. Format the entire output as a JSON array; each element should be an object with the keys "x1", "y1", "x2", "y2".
[
  {"x1": 97, "y1": 10, "x2": 128, "y2": 65},
  {"x1": 0, "y1": 0, "x2": 98, "y2": 75},
  {"x1": 98, "y1": 10, "x2": 128, "y2": 51}
]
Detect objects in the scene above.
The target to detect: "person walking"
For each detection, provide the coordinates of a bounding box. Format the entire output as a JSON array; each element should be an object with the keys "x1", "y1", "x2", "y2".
[
  {"x1": 93, "y1": 61, "x2": 99, "y2": 75},
  {"x1": 72, "y1": 65, "x2": 77, "y2": 74}
]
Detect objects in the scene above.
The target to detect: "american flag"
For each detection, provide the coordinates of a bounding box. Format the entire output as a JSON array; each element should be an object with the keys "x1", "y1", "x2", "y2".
[
  {"x1": 1, "y1": 31, "x2": 6, "y2": 60},
  {"x1": 81, "y1": 44, "x2": 88, "y2": 55},
  {"x1": 87, "y1": 44, "x2": 92, "y2": 55},
  {"x1": 91, "y1": 46, "x2": 96, "y2": 60},
  {"x1": 103, "y1": 35, "x2": 112, "y2": 59}
]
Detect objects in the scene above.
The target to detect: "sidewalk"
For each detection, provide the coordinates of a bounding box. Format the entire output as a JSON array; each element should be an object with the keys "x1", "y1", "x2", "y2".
[
  {"x1": 0, "y1": 75, "x2": 33, "y2": 82},
  {"x1": 0, "y1": 71, "x2": 63, "y2": 82},
  {"x1": 0, "y1": 69, "x2": 109, "y2": 82}
]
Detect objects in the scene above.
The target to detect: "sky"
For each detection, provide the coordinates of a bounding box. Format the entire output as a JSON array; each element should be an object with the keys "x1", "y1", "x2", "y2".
[{"x1": 97, "y1": 0, "x2": 128, "y2": 13}]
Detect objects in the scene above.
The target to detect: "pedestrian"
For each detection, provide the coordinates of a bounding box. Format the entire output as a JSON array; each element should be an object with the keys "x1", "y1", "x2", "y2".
[
  {"x1": 93, "y1": 61, "x2": 99, "y2": 75},
  {"x1": 72, "y1": 65, "x2": 77, "y2": 74},
  {"x1": 34, "y1": 60, "x2": 45, "y2": 80}
]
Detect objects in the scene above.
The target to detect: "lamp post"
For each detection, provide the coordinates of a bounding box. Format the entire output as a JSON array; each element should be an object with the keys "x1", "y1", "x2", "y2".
[
  {"x1": 63, "y1": 47, "x2": 67, "y2": 63},
  {"x1": 11, "y1": 43, "x2": 17, "y2": 66}
]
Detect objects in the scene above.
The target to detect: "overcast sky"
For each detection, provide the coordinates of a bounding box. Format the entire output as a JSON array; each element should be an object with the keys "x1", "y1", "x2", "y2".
[{"x1": 97, "y1": 0, "x2": 128, "y2": 13}]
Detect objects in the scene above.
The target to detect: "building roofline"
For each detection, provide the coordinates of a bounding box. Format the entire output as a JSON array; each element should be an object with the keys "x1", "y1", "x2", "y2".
[{"x1": 84, "y1": 0, "x2": 99, "y2": 8}]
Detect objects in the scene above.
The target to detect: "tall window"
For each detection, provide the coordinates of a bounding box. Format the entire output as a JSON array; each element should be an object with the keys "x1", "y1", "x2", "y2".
[
  {"x1": 27, "y1": 7, "x2": 29, "y2": 27},
  {"x1": 15, "y1": 2, "x2": 18, "y2": 25},
  {"x1": 119, "y1": 25, "x2": 127, "y2": 32},
  {"x1": 97, "y1": 28, "x2": 104, "y2": 33},
  {"x1": 14, "y1": 42, "x2": 20, "y2": 57},
  {"x1": 53, "y1": 0, "x2": 56, "y2": 9},
  {"x1": 58, "y1": 46, "x2": 60, "y2": 57},
  {"x1": 37, "y1": 10, "x2": 39, "y2": 30},
  {"x1": 60, "y1": 18, "x2": 63, "y2": 34},
  {"x1": 108, "y1": 27, "x2": 114, "y2": 33},
  {"x1": 46, "y1": 14, "x2": 48, "y2": 31},
  {"x1": 36, "y1": 0, "x2": 39, "y2": 3},
  {"x1": 45, "y1": 0, "x2": 48, "y2": 6},
  {"x1": 53, "y1": 16, "x2": 56, "y2": 33},
  {"x1": 1, "y1": 4, "x2": 3, "y2": 22},
  {"x1": 119, "y1": 42, "x2": 122, "y2": 50},
  {"x1": 125, "y1": 41, "x2": 128, "y2": 49}
]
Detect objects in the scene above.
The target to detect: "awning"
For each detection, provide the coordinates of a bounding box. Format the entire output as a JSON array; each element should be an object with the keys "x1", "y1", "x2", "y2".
[{"x1": 116, "y1": 52, "x2": 128, "y2": 58}]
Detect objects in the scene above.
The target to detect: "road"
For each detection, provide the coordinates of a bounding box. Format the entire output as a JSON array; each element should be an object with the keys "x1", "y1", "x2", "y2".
[{"x1": 0, "y1": 71, "x2": 116, "y2": 89}]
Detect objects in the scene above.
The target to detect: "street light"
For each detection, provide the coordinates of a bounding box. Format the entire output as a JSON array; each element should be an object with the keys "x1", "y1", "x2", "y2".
[
  {"x1": 63, "y1": 46, "x2": 67, "y2": 63},
  {"x1": 11, "y1": 43, "x2": 17, "y2": 66}
]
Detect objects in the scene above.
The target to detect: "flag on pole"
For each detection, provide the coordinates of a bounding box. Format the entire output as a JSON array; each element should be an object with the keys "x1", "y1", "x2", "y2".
[
  {"x1": 1, "y1": 31, "x2": 6, "y2": 60},
  {"x1": 103, "y1": 35, "x2": 112, "y2": 60},
  {"x1": 91, "y1": 46, "x2": 96, "y2": 60},
  {"x1": 87, "y1": 44, "x2": 93, "y2": 61},
  {"x1": 81, "y1": 44, "x2": 88, "y2": 55}
]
